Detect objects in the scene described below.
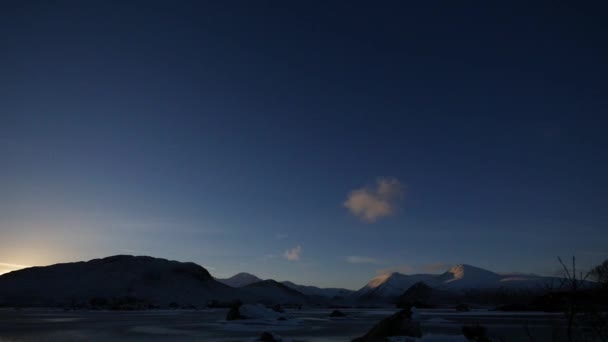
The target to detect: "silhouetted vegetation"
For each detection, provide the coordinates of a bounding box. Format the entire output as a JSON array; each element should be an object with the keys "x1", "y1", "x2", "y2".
[{"x1": 590, "y1": 260, "x2": 608, "y2": 289}]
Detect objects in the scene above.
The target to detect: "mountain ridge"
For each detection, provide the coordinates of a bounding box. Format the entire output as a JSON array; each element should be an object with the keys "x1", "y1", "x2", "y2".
[{"x1": 0, "y1": 256, "x2": 571, "y2": 307}]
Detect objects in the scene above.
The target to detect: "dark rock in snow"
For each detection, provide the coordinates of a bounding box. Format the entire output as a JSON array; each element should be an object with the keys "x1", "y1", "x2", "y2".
[
  {"x1": 226, "y1": 303, "x2": 243, "y2": 321},
  {"x1": 462, "y1": 325, "x2": 491, "y2": 342},
  {"x1": 456, "y1": 303, "x2": 471, "y2": 312},
  {"x1": 329, "y1": 309, "x2": 347, "y2": 317},
  {"x1": 271, "y1": 304, "x2": 285, "y2": 313},
  {"x1": 257, "y1": 332, "x2": 282, "y2": 342},
  {"x1": 226, "y1": 303, "x2": 286, "y2": 321}
]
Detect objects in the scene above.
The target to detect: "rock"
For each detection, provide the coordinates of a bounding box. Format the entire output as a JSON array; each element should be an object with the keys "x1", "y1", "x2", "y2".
[
  {"x1": 462, "y1": 325, "x2": 491, "y2": 342},
  {"x1": 410, "y1": 307, "x2": 419, "y2": 320},
  {"x1": 271, "y1": 304, "x2": 285, "y2": 313},
  {"x1": 258, "y1": 331, "x2": 282, "y2": 342},
  {"x1": 329, "y1": 309, "x2": 347, "y2": 317},
  {"x1": 226, "y1": 303, "x2": 285, "y2": 321},
  {"x1": 455, "y1": 303, "x2": 471, "y2": 312},
  {"x1": 226, "y1": 305, "x2": 243, "y2": 320},
  {"x1": 352, "y1": 308, "x2": 422, "y2": 342}
]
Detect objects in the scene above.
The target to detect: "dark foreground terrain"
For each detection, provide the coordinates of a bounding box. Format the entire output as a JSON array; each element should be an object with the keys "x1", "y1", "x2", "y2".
[{"x1": 0, "y1": 307, "x2": 571, "y2": 341}]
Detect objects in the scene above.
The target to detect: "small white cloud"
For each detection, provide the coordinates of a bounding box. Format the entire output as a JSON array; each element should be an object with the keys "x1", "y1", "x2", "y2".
[
  {"x1": 284, "y1": 245, "x2": 302, "y2": 261},
  {"x1": 344, "y1": 178, "x2": 404, "y2": 222},
  {"x1": 345, "y1": 256, "x2": 383, "y2": 264},
  {"x1": 275, "y1": 233, "x2": 288, "y2": 240}
]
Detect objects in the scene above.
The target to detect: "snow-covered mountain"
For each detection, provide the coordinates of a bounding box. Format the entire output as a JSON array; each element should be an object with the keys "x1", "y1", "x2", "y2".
[
  {"x1": 281, "y1": 281, "x2": 354, "y2": 298},
  {"x1": 355, "y1": 273, "x2": 436, "y2": 301},
  {"x1": 355, "y1": 264, "x2": 563, "y2": 302},
  {"x1": 217, "y1": 272, "x2": 263, "y2": 288},
  {"x1": 0, "y1": 256, "x2": 569, "y2": 308},
  {"x1": 0, "y1": 255, "x2": 243, "y2": 307},
  {"x1": 436, "y1": 264, "x2": 503, "y2": 288}
]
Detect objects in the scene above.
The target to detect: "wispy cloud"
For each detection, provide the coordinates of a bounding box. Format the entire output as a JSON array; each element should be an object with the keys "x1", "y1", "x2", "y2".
[
  {"x1": 344, "y1": 177, "x2": 404, "y2": 222},
  {"x1": 345, "y1": 256, "x2": 383, "y2": 264},
  {"x1": 284, "y1": 246, "x2": 302, "y2": 261}
]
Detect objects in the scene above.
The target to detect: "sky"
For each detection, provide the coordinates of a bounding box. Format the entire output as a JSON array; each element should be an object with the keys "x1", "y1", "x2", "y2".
[{"x1": 1, "y1": 1, "x2": 607, "y2": 289}]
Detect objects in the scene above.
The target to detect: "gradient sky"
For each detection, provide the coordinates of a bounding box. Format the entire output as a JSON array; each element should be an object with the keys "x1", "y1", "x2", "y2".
[{"x1": 1, "y1": 1, "x2": 607, "y2": 289}]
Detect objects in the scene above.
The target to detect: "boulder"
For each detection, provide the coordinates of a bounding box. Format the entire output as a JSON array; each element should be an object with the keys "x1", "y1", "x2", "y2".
[
  {"x1": 329, "y1": 309, "x2": 347, "y2": 317},
  {"x1": 258, "y1": 331, "x2": 282, "y2": 342},
  {"x1": 271, "y1": 304, "x2": 285, "y2": 313},
  {"x1": 455, "y1": 303, "x2": 471, "y2": 312},
  {"x1": 462, "y1": 325, "x2": 491, "y2": 342},
  {"x1": 226, "y1": 305, "x2": 243, "y2": 320},
  {"x1": 226, "y1": 303, "x2": 286, "y2": 321}
]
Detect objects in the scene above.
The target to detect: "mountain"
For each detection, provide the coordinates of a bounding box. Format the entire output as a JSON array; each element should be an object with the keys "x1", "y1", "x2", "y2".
[
  {"x1": 355, "y1": 264, "x2": 564, "y2": 302},
  {"x1": 218, "y1": 272, "x2": 263, "y2": 287},
  {"x1": 243, "y1": 280, "x2": 308, "y2": 305},
  {"x1": 436, "y1": 264, "x2": 502, "y2": 289},
  {"x1": 0, "y1": 256, "x2": 569, "y2": 308},
  {"x1": 281, "y1": 281, "x2": 354, "y2": 298},
  {"x1": 355, "y1": 273, "x2": 436, "y2": 302},
  {"x1": 0, "y1": 255, "x2": 241, "y2": 308},
  {"x1": 217, "y1": 273, "x2": 355, "y2": 299}
]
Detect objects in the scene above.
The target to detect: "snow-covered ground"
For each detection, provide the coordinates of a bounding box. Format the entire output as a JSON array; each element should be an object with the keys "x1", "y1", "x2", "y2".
[{"x1": 0, "y1": 307, "x2": 569, "y2": 341}]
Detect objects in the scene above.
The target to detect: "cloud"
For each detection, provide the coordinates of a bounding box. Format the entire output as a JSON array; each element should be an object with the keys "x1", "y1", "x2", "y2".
[
  {"x1": 345, "y1": 256, "x2": 383, "y2": 264},
  {"x1": 284, "y1": 246, "x2": 302, "y2": 261},
  {"x1": 344, "y1": 178, "x2": 404, "y2": 222},
  {"x1": 275, "y1": 233, "x2": 288, "y2": 240}
]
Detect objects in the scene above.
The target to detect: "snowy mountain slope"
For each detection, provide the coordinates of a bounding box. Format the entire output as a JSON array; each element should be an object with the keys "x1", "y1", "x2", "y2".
[
  {"x1": 0, "y1": 255, "x2": 243, "y2": 307},
  {"x1": 436, "y1": 264, "x2": 502, "y2": 289},
  {"x1": 355, "y1": 264, "x2": 565, "y2": 301},
  {"x1": 355, "y1": 273, "x2": 437, "y2": 301}
]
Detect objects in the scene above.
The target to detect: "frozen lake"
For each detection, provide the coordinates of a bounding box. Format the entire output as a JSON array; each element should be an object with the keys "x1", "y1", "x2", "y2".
[{"x1": 0, "y1": 307, "x2": 568, "y2": 341}]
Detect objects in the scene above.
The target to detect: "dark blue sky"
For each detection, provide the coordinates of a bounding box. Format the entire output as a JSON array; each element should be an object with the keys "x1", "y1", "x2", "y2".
[{"x1": 1, "y1": 1, "x2": 607, "y2": 288}]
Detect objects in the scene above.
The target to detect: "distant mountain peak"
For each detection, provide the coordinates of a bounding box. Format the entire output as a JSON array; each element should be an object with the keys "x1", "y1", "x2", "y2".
[
  {"x1": 217, "y1": 272, "x2": 262, "y2": 288},
  {"x1": 366, "y1": 272, "x2": 402, "y2": 288},
  {"x1": 445, "y1": 264, "x2": 495, "y2": 280}
]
